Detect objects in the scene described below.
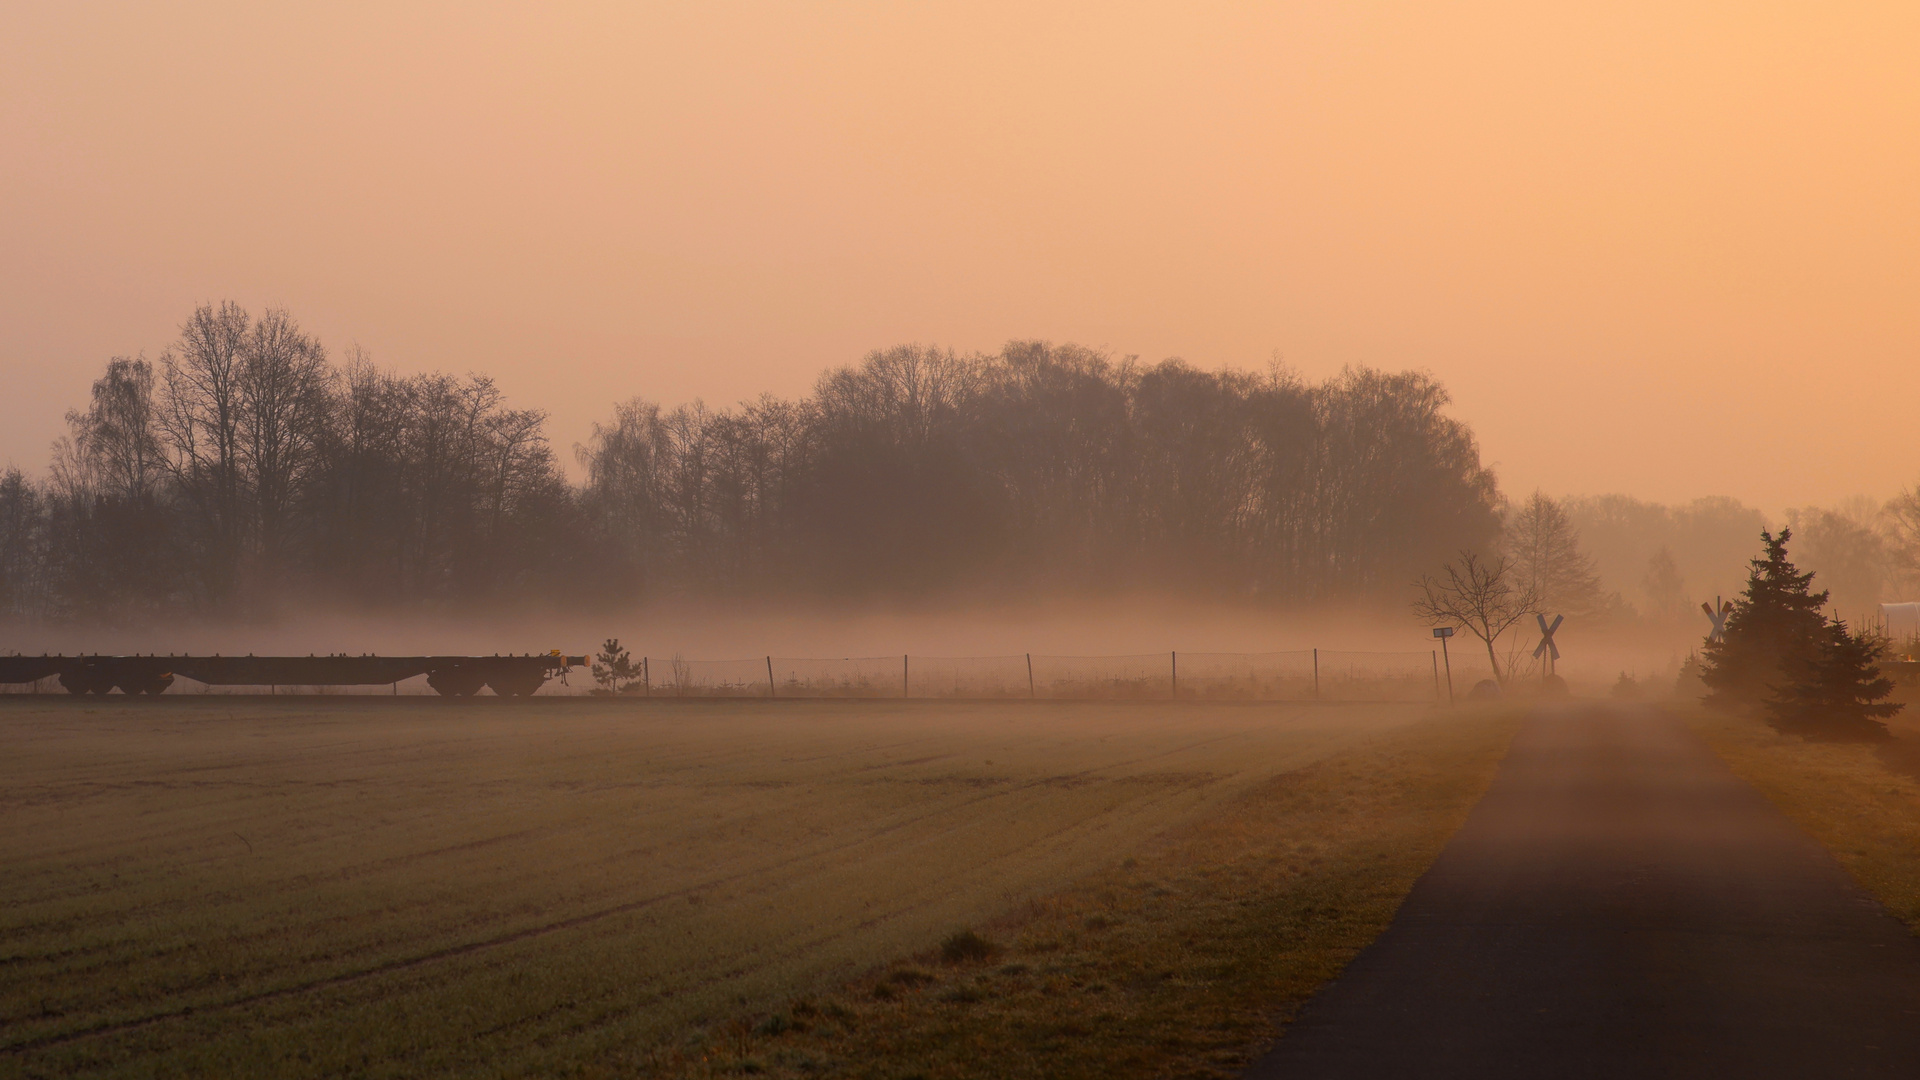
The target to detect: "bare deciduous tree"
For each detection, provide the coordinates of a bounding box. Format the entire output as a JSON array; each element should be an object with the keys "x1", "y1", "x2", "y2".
[
  {"x1": 1641, "y1": 545, "x2": 1688, "y2": 623},
  {"x1": 1414, "y1": 550, "x2": 1541, "y2": 685},
  {"x1": 1508, "y1": 491, "x2": 1603, "y2": 618},
  {"x1": 0, "y1": 469, "x2": 47, "y2": 618},
  {"x1": 157, "y1": 301, "x2": 251, "y2": 603},
  {"x1": 1881, "y1": 483, "x2": 1920, "y2": 598},
  {"x1": 8, "y1": 307, "x2": 1516, "y2": 622},
  {"x1": 1786, "y1": 501, "x2": 1892, "y2": 620},
  {"x1": 58, "y1": 357, "x2": 165, "y2": 503},
  {"x1": 237, "y1": 308, "x2": 332, "y2": 578}
]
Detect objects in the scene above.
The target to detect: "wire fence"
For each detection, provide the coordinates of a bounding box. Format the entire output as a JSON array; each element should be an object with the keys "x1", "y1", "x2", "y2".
[
  {"x1": 0, "y1": 649, "x2": 1443, "y2": 699},
  {"x1": 624, "y1": 649, "x2": 1441, "y2": 702}
]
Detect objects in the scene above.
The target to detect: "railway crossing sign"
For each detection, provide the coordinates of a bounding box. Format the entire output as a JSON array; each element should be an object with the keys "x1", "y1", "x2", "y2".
[
  {"x1": 1702, "y1": 597, "x2": 1731, "y2": 642},
  {"x1": 1533, "y1": 614, "x2": 1563, "y2": 682},
  {"x1": 1533, "y1": 613, "x2": 1563, "y2": 662}
]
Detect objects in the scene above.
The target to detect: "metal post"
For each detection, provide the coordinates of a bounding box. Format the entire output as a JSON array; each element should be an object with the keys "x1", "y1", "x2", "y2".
[
  {"x1": 1171, "y1": 651, "x2": 1177, "y2": 700},
  {"x1": 1432, "y1": 650, "x2": 1439, "y2": 698},
  {"x1": 1026, "y1": 653, "x2": 1035, "y2": 698},
  {"x1": 1441, "y1": 638, "x2": 1454, "y2": 706},
  {"x1": 766, "y1": 656, "x2": 775, "y2": 698},
  {"x1": 903, "y1": 654, "x2": 909, "y2": 699},
  {"x1": 1313, "y1": 648, "x2": 1320, "y2": 700},
  {"x1": 643, "y1": 656, "x2": 650, "y2": 697}
]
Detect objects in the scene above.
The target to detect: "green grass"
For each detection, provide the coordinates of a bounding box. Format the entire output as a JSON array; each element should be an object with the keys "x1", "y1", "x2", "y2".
[{"x1": 0, "y1": 696, "x2": 1507, "y2": 1077}]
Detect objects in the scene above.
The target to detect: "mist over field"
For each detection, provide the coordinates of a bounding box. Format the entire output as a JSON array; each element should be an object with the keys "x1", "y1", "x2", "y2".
[
  {"x1": 3, "y1": 300, "x2": 1917, "y2": 700},
  {"x1": 11, "y1": 6, "x2": 1920, "y2": 1079}
]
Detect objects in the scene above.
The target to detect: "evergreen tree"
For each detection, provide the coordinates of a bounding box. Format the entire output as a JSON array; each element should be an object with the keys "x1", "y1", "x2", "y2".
[
  {"x1": 591, "y1": 638, "x2": 641, "y2": 695},
  {"x1": 1699, "y1": 529, "x2": 1828, "y2": 710},
  {"x1": 1764, "y1": 619, "x2": 1902, "y2": 740}
]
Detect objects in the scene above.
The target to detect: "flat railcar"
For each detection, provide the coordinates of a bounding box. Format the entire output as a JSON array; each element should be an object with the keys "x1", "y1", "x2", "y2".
[{"x1": 0, "y1": 653, "x2": 587, "y2": 696}]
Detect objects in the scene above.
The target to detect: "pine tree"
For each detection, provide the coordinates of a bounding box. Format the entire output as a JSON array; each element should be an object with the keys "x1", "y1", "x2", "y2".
[
  {"x1": 1764, "y1": 619, "x2": 1902, "y2": 740},
  {"x1": 1699, "y1": 529, "x2": 1829, "y2": 711},
  {"x1": 591, "y1": 638, "x2": 640, "y2": 695}
]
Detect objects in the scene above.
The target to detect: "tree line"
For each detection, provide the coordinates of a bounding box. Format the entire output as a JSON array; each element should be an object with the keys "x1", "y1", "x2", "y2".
[{"x1": 1, "y1": 304, "x2": 1506, "y2": 624}]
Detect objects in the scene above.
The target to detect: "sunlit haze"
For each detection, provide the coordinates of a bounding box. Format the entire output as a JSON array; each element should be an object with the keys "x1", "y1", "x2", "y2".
[{"x1": 4, "y1": 2, "x2": 1918, "y2": 509}]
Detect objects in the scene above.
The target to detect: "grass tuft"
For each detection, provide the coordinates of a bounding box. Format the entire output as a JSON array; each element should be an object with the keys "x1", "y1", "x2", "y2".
[
  {"x1": 754, "y1": 1014, "x2": 791, "y2": 1037},
  {"x1": 939, "y1": 929, "x2": 997, "y2": 964}
]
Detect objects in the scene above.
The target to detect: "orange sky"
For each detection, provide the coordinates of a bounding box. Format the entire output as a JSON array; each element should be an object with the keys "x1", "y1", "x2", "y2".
[{"x1": 4, "y1": 2, "x2": 1917, "y2": 512}]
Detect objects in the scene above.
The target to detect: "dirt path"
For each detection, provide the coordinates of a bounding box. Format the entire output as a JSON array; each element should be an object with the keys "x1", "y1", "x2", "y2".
[{"x1": 1245, "y1": 702, "x2": 1920, "y2": 1079}]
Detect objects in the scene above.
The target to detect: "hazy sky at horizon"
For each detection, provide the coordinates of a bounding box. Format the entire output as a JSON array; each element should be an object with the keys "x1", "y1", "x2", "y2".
[{"x1": 4, "y1": 1, "x2": 1917, "y2": 514}]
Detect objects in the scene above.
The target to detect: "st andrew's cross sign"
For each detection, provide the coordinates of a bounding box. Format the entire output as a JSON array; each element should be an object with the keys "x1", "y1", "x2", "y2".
[
  {"x1": 1533, "y1": 613, "x2": 1563, "y2": 676},
  {"x1": 1702, "y1": 597, "x2": 1731, "y2": 642}
]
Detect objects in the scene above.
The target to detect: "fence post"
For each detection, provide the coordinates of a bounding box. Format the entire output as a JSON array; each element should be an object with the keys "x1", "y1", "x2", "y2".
[
  {"x1": 1027, "y1": 653, "x2": 1034, "y2": 698},
  {"x1": 1312, "y1": 648, "x2": 1319, "y2": 700},
  {"x1": 766, "y1": 656, "x2": 775, "y2": 698},
  {"x1": 1171, "y1": 651, "x2": 1178, "y2": 700},
  {"x1": 644, "y1": 657, "x2": 650, "y2": 697},
  {"x1": 903, "y1": 654, "x2": 909, "y2": 699}
]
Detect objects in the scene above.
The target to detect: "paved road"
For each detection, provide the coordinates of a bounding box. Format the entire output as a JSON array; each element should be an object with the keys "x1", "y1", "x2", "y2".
[{"x1": 1246, "y1": 703, "x2": 1920, "y2": 1079}]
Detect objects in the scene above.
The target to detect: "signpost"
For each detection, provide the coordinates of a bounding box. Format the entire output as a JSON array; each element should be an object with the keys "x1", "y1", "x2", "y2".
[
  {"x1": 1533, "y1": 613, "x2": 1563, "y2": 683},
  {"x1": 1702, "y1": 597, "x2": 1731, "y2": 642},
  {"x1": 1432, "y1": 626, "x2": 1455, "y2": 705}
]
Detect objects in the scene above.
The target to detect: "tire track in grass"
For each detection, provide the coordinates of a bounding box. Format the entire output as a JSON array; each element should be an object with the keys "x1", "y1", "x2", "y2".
[
  {"x1": 232, "y1": 761, "x2": 1264, "y2": 1064},
  {"x1": 4, "y1": 727, "x2": 1281, "y2": 1054}
]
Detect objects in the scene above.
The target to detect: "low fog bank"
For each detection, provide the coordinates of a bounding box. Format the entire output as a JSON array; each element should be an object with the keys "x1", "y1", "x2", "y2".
[
  {"x1": 1, "y1": 597, "x2": 1448, "y2": 659},
  {"x1": 0, "y1": 594, "x2": 1712, "y2": 697},
  {"x1": 7, "y1": 302, "x2": 1915, "y2": 687}
]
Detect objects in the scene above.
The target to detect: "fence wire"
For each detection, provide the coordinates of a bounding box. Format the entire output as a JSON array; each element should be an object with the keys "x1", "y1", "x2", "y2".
[{"x1": 625, "y1": 649, "x2": 1439, "y2": 701}]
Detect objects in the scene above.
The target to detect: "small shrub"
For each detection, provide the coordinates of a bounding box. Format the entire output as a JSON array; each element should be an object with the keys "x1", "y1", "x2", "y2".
[
  {"x1": 754, "y1": 1013, "x2": 790, "y2": 1036},
  {"x1": 940, "y1": 929, "x2": 997, "y2": 963},
  {"x1": 888, "y1": 967, "x2": 934, "y2": 985},
  {"x1": 870, "y1": 982, "x2": 895, "y2": 1001}
]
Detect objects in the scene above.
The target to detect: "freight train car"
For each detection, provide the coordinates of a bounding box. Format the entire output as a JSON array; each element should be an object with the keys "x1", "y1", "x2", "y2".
[{"x1": 0, "y1": 652, "x2": 588, "y2": 696}]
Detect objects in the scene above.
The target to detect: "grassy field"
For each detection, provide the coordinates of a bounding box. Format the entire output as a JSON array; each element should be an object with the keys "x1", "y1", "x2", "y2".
[
  {"x1": 1688, "y1": 694, "x2": 1920, "y2": 933},
  {"x1": 0, "y1": 696, "x2": 1517, "y2": 1078}
]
